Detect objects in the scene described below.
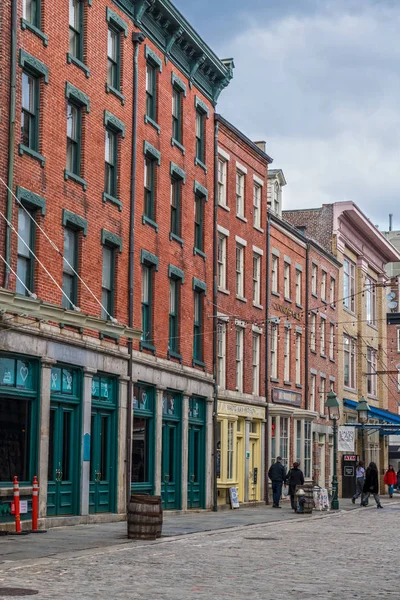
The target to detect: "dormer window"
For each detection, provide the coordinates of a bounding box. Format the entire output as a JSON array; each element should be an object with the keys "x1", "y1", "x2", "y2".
[{"x1": 273, "y1": 182, "x2": 280, "y2": 215}]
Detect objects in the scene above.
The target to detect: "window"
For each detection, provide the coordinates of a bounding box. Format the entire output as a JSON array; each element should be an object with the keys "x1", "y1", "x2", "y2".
[
  {"x1": 319, "y1": 377, "x2": 325, "y2": 414},
  {"x1": 23, "y1": 0, "x2": 39, "y2": 26},
  {"x1": 295, "y1": 269, "x2": 302, "y2": 305},
  {"x1": 172, "y1": 87, "x2": 182, "y2": 144},
  {"x1": 62, "y1": 228, "x2": 78, "y2": 309},
  {"x1": 16, "y1": 207, "x2": 35, "y2": 295},
  {"x1": 253, "y1": 183, "x2": 261, "y2": 228},
  {"x1": 195, "y1": 109, "x2": 205, "y2": 164},
  {"x1": 141, "y1": 265, "x2": 153, "y2": 342},
  {"x1": 236, "y1": 171, "x2": 245, "y2": 217},
  {"x1": 311, "y1": 264, "x2": 318, "y2": 295},
  {"x1": 344, "y1": 335, "x2": 356, "y2": 389},
  {"x1": 321, "y1": 271, "x2": 327, "y2": 301},
  {"x1": 194, "y1": 193, "x2": 205, "y2": 252},
  {"x1": 236, "y1": 244, "x2": 244, "y2": 297},
  {"x1": 310, "y1": 374, "x2": 316, "y2": 412},
  {"x1": 235, "y1": 326, "x2": 244, "y2": 391},
  {"x1": 284, "y1": 327, "x2": 290, "y2": 382},
  {"x1": 270, "y1": 323, "x2": 278, "y2": 379},
  {"x1": 271, "y1": 255, "x2": 278, "y2": 293},
  {"x1": 284, "y1": 262, "x2": 290, "y2": 299},
  {"x1": 144, "y1": 156, "x2": 155, "y2": 221},
  {"x1": 320, "y1": 318, "x2": 326, "y2": 355},
  {"x1": 69, "y1": 0, "x2": 83, "y2": 60},
  {"x1": 343, "y1": 259, "x2": 356, "y2": 312},
  {"x1": 367, "y1": 348, "x2": 377, "y2": 396},
  {"x1": 330, "y1": 277, "x2": 335, "y2": 305},
  {"x1": 105, "y1": 129, "x2": 118, "y2": 198},
  {"x1": 227, "y1": 421, "x2": 234, "y2": 480},
  {"x1": 366, "y1": 278, "x2": 377, "y2": 326},
  {"x1": 280, "y1": 417, "x2": 289, "y2": 468},
  {"x1": 273, "y1": 182, "x2": 280, "y2": 215},
  {"x1": 295, "y1": 332, "x2": 301, "y2": 385},
  {"x1": 169, "y1": 277, "x2": 180, "y2": 355},
  {"x1": 311, "y1": 313, "x2": 316, "y2": 351},
  {"x1": 170, "y1": 178, "x2": 181, "y2": 238},
  {"x1": 66, "y1": 102, "x2": 81, "y2": 175},
  {"x1": 218, "y1": 159, "x2": 227, "y2": 206},
  {"x1": 253, "y1": 254, "x2": 261, "y2": 305},
  {"x1": 252, "y1": 333, "x2": 260, "y2": 395},
  {"x1": 132, "y1": 383, "x2": 154, "y2": 491},
  {"x1": 304, "y1": 421, "x2": 312, "y2": 478},
  {"x1": 217, "y1": 322, "x2": 226, "y2": 389},
  {"x1": 193, "y1": 290, "x2": 204, "y2": 363},
  {"x1": 329, "y1": 323, "x2": 335, "y2": 360},
  {"x1": 217, "y1": 234, "x2": 227, "y2": 289},
  {"x1": 107, "y1": 27, "x2": 120, "y2": 90},
  {"x1": 146, "y1": 61, "x2": 157, "y2": 121},
  {"x1": 0, "y1": 394, "x2": 33, "y2": 482},
  {"x1": 21, "y1": 72, "x2": 39, "y2": 151},
  {"x1": 101, "y1": 245, "x2": 115, "y2": 320}
]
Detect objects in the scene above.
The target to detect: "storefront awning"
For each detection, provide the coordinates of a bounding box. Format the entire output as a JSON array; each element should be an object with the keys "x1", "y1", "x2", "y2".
[{"x1": 344, "y1": 399, "x2": 400, "y2": 425}]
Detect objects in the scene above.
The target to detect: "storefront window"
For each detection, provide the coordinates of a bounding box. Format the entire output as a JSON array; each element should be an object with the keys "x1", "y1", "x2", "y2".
[
  {"x1": 227, "y1": 421, "x2": 234, "y2": 480},
  {"x1": 132, "y1": 418, "x2": 149, "y2": 483},
  {"x1": 0, "y1": 397, "x2": 31, "y2": 482},
  {"x1": 304, "y1": 421, "x2": 312, "y2": 478},
  {"x1": 216, "y1": 421, "x2": 221, "y2": 479},
  {"x1": 296, "y1": 420, "x2": 301, "y2": 465},
  {"x1": 132, "y1": 383, "x2": 154, "y2": 493},
  {"x1": 279, "y1": 417, "x2": 288, "y2": 468},
  {"x1": 271, "y1": 416, "x2": 276, "y2": 461}
]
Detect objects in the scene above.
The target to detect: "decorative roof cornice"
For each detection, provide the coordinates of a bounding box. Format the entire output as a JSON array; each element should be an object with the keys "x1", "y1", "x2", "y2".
[
  {"x1": 113, "y1": 0, "x2": 233, "y2": 104},
  {"x1": 215, "y1": 113, "x2": 273, "y2": 164}
]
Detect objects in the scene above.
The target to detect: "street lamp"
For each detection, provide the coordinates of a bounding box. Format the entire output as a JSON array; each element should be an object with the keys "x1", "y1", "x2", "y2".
[
  {"x1": 326, "y1": 391, "x2": 340, "y2": 510},
  {"x1": 356, "y1": 396, "x2": 370, "y2": 464}
]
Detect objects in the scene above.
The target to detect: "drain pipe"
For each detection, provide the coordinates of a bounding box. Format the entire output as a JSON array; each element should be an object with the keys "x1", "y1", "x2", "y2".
[
  {"x1": 305, "y1": 242, "x2": 310, "y2": 411},
  {"x1": 126, "y1": 31, "x2": 145, "y2": 508},
  {"x1": 5, "y1": 0, "x2": 17, "y2": 288},
  {"x1": 212, "y1": 119, "x2": 219, "y2": 512},
  {"x1": 264, "y1": 202, "x2": 271, "y2": 505}
]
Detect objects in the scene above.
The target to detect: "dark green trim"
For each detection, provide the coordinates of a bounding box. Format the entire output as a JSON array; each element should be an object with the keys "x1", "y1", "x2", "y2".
[
  {"x1": 104, "y1": 110, "x2": 126, "y2": 138},
  {"x1": 16, "y1": 186, "x2": 46, "y2": 215},
  {"x1": 144, "y1": 115, "x2": 161, "y2": 134},
  {"x1": 65, "y1": 82, "x2": 90, "y2": 112},
  {"x1": 168, "y1": 264, "x2": 184, "y2": 282},
  {"x1": 101, "y1": 229, "x2": 122, "y2": 252},
  {"x1": 194, "y1": 181, "x2": 208, "y2": 200},
  {"x1": 172, "y1": 72, "x2": 187, "y2": 96},
  {"x1": 193, "y1": 277, "x2": 207, "y2": 294},
  {"x1": 106, "y1": 83, "x2": 125, "y2": 104},
  {"x1": 21, "y1": 18, "x2": 48, "y2": 46},
  {"x1": 195, "y1": 95, "x2": 209, "y2": 118},
  {"x1": 64, "y1": 169, "x2": 87, "y2": 191},
  {"x1": 18, "y1": 144, "x2": 45, "y2": 167},
  {"x1": 142, "y1": 215, "x2": 158, "y2": 232},
  {"x1": 99, "y1": 332, "x2": 120, "y2": 342},
  {"x1": 66, "y1": 53, "x2": 90, "y2": 78},
  {"x1": 170, "y1": 232, "x2": 184, "y2": 247},
  {"x1": 195, "y1": 157, "x2": 207, "y2": 173},
  {"x1": 168, "y1": 349, "x2": 182, "y2": 363},
  {"x1": 62, "y1": 208, "x2": 88, "y2": 236},
  {"x1": 106, "y1": 7, "x2": 128, "y2": 36},
  {"x1": 171, "y1": 138, "x2": 185, "y2": 154},
  {"x1": 194, "y1": 248, "x2": 206, "y2": 260},
  {"x1": 19, "y1": 49, "x2": 49, "y2": 83},
  {"x1": 192, "y1": 358, "x2": 206, "y2": 370},
  {"x1": 145, "y1": 44, "x2": 163, "y2": 72},
  {"x1": 170, "y1": 162, "x2": 186, "y2": 183},
  {"x1": 140, "y1": 341, "x2": 156, "y2": 354},
  {"x1": 102, "y1": 191, "x2": 122, "y2": 211},
  {"x1": 140, "y1": 249, "x2": 159, "y2": 270},
  {"x1": 144, "y1": 141, "x2": 161, "y2": 165}
]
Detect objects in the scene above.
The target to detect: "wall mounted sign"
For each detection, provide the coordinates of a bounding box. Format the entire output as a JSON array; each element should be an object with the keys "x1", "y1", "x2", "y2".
[
  {"x1": 271, "y1": 388, "x2": 301, "y2": 407},
  {"x1": 271, "y1": 301, "x2": 301, "y2": 321},
  {"x1": 217, "y1": 401, "x2": 265, "y2": 419},
  {"x1": 338, "y1": 427, "x2": 355, "y2": 452}
]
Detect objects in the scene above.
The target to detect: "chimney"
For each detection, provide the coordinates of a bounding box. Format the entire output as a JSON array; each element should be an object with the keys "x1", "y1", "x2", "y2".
[
  {"x1": 254, "y1": 141, "x2": 266, "y2": 152},
  {"x1": 389, "y1": 214, "x2": 393, "y2": 232}
]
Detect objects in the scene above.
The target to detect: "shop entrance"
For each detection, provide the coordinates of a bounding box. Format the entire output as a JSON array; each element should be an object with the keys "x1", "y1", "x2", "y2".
[
  {"x1": 187, "y1": 397, "x2": 206, "y2": 509},
  {"x1": 161, "y1": 391, "x2": 181, "y2": 510},
  {"x1": 342, "y1": 454, "x2": 358, "y2": 498}
]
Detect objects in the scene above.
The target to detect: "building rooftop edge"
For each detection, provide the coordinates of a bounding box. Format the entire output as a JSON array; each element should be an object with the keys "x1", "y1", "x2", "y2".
[{"x1": 215, "y1": 114, "x2": 273, "y2": 164}]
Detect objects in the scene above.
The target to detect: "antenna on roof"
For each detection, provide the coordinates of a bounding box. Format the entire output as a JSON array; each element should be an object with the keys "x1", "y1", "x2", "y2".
[{"x1": 389, "y1": 214, "x2": 393, "y2": 232}]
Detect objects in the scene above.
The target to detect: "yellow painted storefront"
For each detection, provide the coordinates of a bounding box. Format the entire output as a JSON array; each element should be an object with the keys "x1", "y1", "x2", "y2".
[{"x1": 216, "y1": 400, "x2": 265, "y2": 506}]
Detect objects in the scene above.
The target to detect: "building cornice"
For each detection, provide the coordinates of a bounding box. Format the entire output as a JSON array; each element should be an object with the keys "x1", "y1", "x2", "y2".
[{"x1": 215, "y1": 114, "x2": 273, "y2": 164}]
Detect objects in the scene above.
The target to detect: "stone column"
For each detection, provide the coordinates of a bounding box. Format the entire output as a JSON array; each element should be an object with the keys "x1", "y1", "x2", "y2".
[
  {"x1": 205, "y1": 397, "x2": 214, "y2": 509},
  {"x1": 260, "y1": 420, "x2": 266, "y2": 502},
  {"x1": 38, "y1": 358, "x2": 56, "y2": 518},
  {"x1": 80, "y1": 367, "x2": 96, "y2": 516},
  {"x1": 118, "y1": 375, "x2": 130, "y2": 513},
  {"x1": 244, "y1": 419, "x2": 251, "y2": 503},
  {"x1": 181, "y1": 394, "x2": 190, "y2": 511},
  {"x1": 154, "y1": 387, "x2": 165, "y2": 495}
]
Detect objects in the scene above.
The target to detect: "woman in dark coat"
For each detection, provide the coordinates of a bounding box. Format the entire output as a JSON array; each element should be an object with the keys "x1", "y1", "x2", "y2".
[
  {"x1": 285, "y1": 462, "x2": 304, "y2": 511},
  {"x1": 361, "y1": 462, "x2": 382, "y2": 508}
]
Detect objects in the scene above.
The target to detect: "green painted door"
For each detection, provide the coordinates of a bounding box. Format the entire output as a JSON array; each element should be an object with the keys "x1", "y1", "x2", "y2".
[
  {"x1": 89, "y1": 409, "x2": 116, "y2": 513},
  {"x1": 47, "y1": 403, "x2": 79, "y2": 516},
  {"x1": 161, "y1": 421, "x2": 181, "y2": 510},
  {"x1": 187, "y1": 424, "x2": 204, "y2": 509}
]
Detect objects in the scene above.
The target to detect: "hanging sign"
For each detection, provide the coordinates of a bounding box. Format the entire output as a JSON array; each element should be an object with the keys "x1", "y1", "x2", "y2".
[{"x1": 338, "y1": 426, "x2": 355, "y2": 452}]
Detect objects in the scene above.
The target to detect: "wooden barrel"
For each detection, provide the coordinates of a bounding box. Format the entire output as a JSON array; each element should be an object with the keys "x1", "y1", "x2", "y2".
[
  {"x1": 295, "y1": 483, "x2": 314, "y2": 514},
  {"x1": 127, "y1": 495, "x2": 163, "y2": 540}
]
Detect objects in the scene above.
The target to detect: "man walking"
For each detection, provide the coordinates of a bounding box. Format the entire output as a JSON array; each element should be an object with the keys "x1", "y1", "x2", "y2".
[
  {"x1": 268, "y1": 456, "x2": 287, "y2": 508},
  {"x1": 351, "y1": 460, "x2": 365, "y2": 505}
]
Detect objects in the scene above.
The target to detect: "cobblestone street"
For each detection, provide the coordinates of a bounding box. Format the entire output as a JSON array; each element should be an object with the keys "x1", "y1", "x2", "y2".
[{"x1": 0, "y1": 501, "x2": 398, "y2": 599}]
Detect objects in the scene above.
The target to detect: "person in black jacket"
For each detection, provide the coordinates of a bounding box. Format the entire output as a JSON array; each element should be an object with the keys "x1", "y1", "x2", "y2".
[
  {"x1": 268, "y1": 456, "x2": 287, "y2": 508},
  {"x1": 286, "y1": 462, "x2": 305, "y2": 511},
  {"x1": 361, "y1": 462, "x2": 383, "y2": 508}
]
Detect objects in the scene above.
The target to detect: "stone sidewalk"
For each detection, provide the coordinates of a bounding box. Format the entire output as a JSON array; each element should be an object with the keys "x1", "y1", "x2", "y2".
[{"x1": 0, "y1": 497, "x2": 369, "y2": 563}]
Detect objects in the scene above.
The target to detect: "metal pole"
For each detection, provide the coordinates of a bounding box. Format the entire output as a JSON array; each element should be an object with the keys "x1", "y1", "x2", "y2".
[
  {"x1": 361, "y1": 423, "x2": 365, "y2": 464},
  {"x1": 331, "y1": 420, "x2": 339, "y2": 510}
]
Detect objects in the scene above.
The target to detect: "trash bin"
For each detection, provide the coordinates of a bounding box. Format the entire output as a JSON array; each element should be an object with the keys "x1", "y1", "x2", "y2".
[
  {"x1": 295, "y1": 483, "x2": 314, "y2": 514},
  {"x1": 127, "y1": 494, "x2": 163, "y2": 540}
]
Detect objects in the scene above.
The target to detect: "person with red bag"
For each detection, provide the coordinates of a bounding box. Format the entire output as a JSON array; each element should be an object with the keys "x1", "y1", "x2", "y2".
[{"x1": 384, "y1": 465, "x2": 397, "y2": 498}]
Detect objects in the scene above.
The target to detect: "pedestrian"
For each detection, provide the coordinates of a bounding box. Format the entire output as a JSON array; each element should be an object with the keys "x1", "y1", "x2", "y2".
[
  {"x1": 361, "y1": 462, "x2": 383, "y2": 508},
  {"x1": 397, "y1": 467, "x2": 400, "y2": 491},
  {"x1": 351, "y1": 460, "x2": 365, "y2": 504},
  {"x1": 285, "y1": 462, "x2": 304, "y2": 511},
  {"x1": 384, "y1": 465, "x2": 397, "y2": 498},
  {"x1": 268, "y1": 456, "x2": 287, "y2": 508}
]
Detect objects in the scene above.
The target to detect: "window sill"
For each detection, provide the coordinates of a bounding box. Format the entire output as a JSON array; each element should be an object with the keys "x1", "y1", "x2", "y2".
[
  {"x1": 99, "y1": 332, "x2": 120, "y2": 342},
  {"x1": 18, "y1": 144, "x2": 45, "y2": 167},
  {"x1": 271, "y1": 291, "x2": 280, "y2": 298},
  {"x1": 64, "y1": 169, "x2": 87, "y2": 191},
  {"x1": 367, "y1": 394, "x2": 378, "y2": 401},
  {"x1": 343, "y1": 386, "x2": 357, "y2": 393},
  {"x1": 236, "y1": 295, "x2": 247, "y2": 303},
  {"x1": 367, "y1": 322, "x2": 378, "y2": 331},
  {"x1": 218, "y1": 287, "x2": 230, "y2": 296},
  {"x1": 195, "y1": 157, "x2": 208, "y2": 173},
  {"x1": 343, "y1": 307, "x2": 357, "y2": 318},
  {"x1": 319, "y1": 414, "x2": 327, "y2": 420},
  {"x1": 142, "y1": 215, "x2": 158, "y2": 232},
  {"x1": 21, "y1": 18, "x2": 48, "y2": 46},
  {"x1": 168, "y1": 349, "x2": 182, "y2": 363},
  {"x1": 253, "y1": 225, "x2": 264, "y2": 233},
  {"x1": 312, "y1": 293, "x2": 318, "y2": 299},
  {"x1": 320, "y1": 353, "x2": 327, "y2": 359},
  {"x1": 270, "y1": 377, "x2": 279, "y2": 383},
  {"x1": 103, "y1": 192, "x2": 122, "y2": 211},
  {"x1": 253, "y1": 302, "x2": 263, "y2": 310},
  {"x1": 140, "y1": 341, "x2": 156, "y2": 354},
  {"x1": 106, "y1": 83, "x2": 125, "y2": 105},
  {"x1": 171, "y1": 137, "x2": 185, "y2": 154},
  {"x1": 194, "y1": 247, "x2": 206, "y2": 260},
  {"x1": 295, "y1": 384, "x2": 303, "y2": 389},
  {"x1": 284, "y1": 380, "x2": 292, "y2": 386},
  {"x1": 219, "y1": 203, "x2": 230, "y2": 212},
  {"x1": 284, "y1": 297, "x2": 292, "y2": 303},
  {"x1": 170, "y1": 232, "x2": 184, "y2": 247},
  {"x1": 296, "y1": 303, "x2": 304, "y2": 310},
  {"x1": 193, "y1": 358, "x2": 206, "y2": 370},
  {"x1": 310, "y1": 349, "x2": 317, "y2": 354},
  {"x1": 145, "y1": 115, "x2": 161, "y2": 134},
  {"x1": 329, "y1": 358, "x2": 335, "y2": 363},
  {"x1": 66, "y1": 53, "x2": 90, "y2": 78},
  {"x1": 236, "y1": 214, "x2": 247, "y2": 223}
]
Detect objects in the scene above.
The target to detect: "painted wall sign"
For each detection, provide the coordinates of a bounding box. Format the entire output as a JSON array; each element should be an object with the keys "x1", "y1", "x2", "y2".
[
  {"x1": 344, "y1": 466, "x2": 355, "y2": 477},
  {"x1": 217, "y1": 401, "x2": 265, "y2": 420},
  {"x1": 271, "y1": 301, "x2": 301, "y2": 321},
  {"x1": 271, "y1": 388, "x2": 301, "y2": 407}
]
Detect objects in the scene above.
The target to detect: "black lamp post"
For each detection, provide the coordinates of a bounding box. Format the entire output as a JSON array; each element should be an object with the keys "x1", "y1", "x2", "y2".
[
  {"x1": 326, "y1": 390, "x2": 340, "y2": 510},
  {"x1": 355, "y1": 396, "x2": 370, "y2": 464}
]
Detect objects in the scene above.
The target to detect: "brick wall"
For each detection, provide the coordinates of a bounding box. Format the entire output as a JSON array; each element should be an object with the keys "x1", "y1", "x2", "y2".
[{"x1": 283, "y1": 205, "x2": 334, "y2": 254}]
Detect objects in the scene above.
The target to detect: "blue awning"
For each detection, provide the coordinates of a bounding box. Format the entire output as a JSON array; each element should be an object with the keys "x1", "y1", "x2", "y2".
[{"x1": 344, "y1": 399, "x2": 400, "y2": 425}]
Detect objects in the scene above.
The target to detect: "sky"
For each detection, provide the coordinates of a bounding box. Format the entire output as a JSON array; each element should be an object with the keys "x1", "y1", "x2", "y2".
[{"x1": 174, "y1": 0, "x2": 400, "y2": 231}]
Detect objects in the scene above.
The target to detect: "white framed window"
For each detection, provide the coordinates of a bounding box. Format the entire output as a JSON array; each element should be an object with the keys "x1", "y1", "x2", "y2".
[
  {"x1": 311, "y1": 264, "x2": 318, "y2": 296},
  {"x1": 310, "y1": 374, "x2": 316, "y2": 412},
  {"x1": 321, "y1": 271, "x2": 327, "y2": 301},
  {"x1": 236, "y1": 170, "x2": 245, "y2": 217},
  {"x1": 319, "y1": 377, "x2": 326, "y2": 414},
  {"x1": 280, "y1": 417, "x2": 289, "y2": 469},
  {"x1": 304, "y1": 421, "x2": 312, "y2": 478},
  {"x1": 270, "y1": 323, "x2": 278, "y2": 379},
  {"x1": 344, "y1": 335, "x2": 356, "y2": 389},
  {"x1": 367, "y1": 347, "x2": 377, "y2": 397},
  {"x1": 253, "y1": 183, "x2": 261, "y2": 228},
  {"x1": 311, "y1": 313, "x2": 316, "y2": 351},
  {"x1": 329, "y1": 323, "x2": 335, "y2": 360},
  {"x1": 366, "y1": 277, "x2": 377, "y2": 326},
  {"x1": 253, "y1": 253, "x2": 261, "y2": 305},
  {"x1": 271, "y1": 255, "x2": 278, "y2": 294},
  {"x1": 330, "y1": 380, "x2": 334, "y2": 392},
  {"x1": 218, "y1": 158, "x2": 227, "y2": 207},
  {"x1": 252, "y1": 332, "x2": 261, "y2": 395},
  {"x1": 330, "y1": 277, "x2": 335, "y2": 305},
  {"x1": 295, "y1": 269, "x2": 302, "y2": 305},
  {"x1": 217, "y1": 233, "x2": 227, "y2": 290},
  {"x1": 284, "y1": 262, "x2": 290, "y2": 299},
  {"x1": 343, "y1": 258, "x2": 356, "y2": 312},
  {"x1": 227, "y1": 421, "x2": 234, "y2": 480},
  {"x1": 295, "y1": 332, "x2": 301, "y2": 385},
  {"x1": 217, "y1": 322, "x2": 226, "y2": 389},
  {"x1": 273, "y1": 181, "x2": 280, "y2": 215},
  {"x1": 235, "y1": 326, "x2": 244, "y2": 391},
  {"x1": 236, "y1": 244, "x2": 244, "y2": 297},
  {"x1": 284, "y1": 327, "x2": 290, "y2": 382},
  {"x1": 320, "y1": 318, "x2": 326, "y2": 355}
]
